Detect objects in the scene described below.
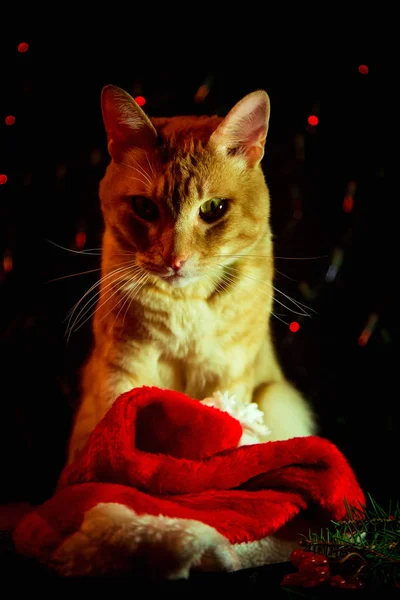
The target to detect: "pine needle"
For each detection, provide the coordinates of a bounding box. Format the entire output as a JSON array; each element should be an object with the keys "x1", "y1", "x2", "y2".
[{"x1": 299, "y1": 493, "x2": 400, "y2": 589}]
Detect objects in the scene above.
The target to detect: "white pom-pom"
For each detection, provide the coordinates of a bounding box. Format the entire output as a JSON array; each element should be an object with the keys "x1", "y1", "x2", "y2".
[{"x1": 201, "y1": 391, "x2": 271, "y2": 446}]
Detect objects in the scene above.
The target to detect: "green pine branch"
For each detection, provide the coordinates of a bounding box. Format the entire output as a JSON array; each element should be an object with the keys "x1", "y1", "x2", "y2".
[{"x1": 300, "y1": 493, "x2": 400, "y2": 588}]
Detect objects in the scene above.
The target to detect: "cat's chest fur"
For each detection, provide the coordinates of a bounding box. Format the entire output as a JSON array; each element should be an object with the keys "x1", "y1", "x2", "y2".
[
  {"x1": 107, "y1": 284, "x2": 266, "y2": 399},
  {"x1": 139, "y1": 290, "x2": 246, "y2": 361},
  {"x1": 140, "y1": 292, "x2": 226, "y2": 355}
]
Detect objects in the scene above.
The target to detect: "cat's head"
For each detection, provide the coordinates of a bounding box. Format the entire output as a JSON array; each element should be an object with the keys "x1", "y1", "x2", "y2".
[{"x1": 99, "y1": 85, "x2": 271, "y2": 288}]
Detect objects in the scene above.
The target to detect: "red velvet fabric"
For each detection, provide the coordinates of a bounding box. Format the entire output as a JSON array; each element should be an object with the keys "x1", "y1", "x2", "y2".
[{"x1": 13, "y1": 386, "x2": 365, "y2": 562}]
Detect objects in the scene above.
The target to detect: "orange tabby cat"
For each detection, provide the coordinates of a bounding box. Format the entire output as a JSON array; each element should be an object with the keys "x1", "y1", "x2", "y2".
[{"x1": 67, "y1": 85, "x2": 317, "y2": 463}]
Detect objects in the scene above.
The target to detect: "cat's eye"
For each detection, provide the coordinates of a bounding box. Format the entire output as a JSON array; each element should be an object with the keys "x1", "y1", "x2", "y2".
[
  {"x1": 131, "y1": 196, "x2": 159, "y2": 221},
  {"x1": 199, "y1": 198, "x2": 228, "y2": 223}
]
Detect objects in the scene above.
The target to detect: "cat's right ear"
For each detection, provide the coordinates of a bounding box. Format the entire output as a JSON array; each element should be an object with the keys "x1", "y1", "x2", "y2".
[
  {"x1": 101, "y1": 85, "x2": 157, "y2": 158},
  {"x1": 208, "y1": 90, "x2": 270, "y2": 167}
]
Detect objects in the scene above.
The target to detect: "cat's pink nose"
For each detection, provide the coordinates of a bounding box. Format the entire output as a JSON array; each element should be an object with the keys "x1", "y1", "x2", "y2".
[{"x1": 168, "y1": 255, "x2": 188, "y2": 271}]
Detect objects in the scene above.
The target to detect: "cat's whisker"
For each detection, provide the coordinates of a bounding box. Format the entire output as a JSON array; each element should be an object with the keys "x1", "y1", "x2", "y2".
[
  {"x1": 220, "y1": 263, "x2": 312, "y2": 316},
  {"x1": 213, "y1": 253, "x2": 271, "y2": 259},
  {"x1": 212, "y1": 263, "x2": 312, "y2": 318},
  {"x1": 66, "y1": 272, "x2": 131, "y2": 341},
  {"x1": 45, "y1": 239, "x2": 103, "y2": 256},
  {"x1": 47, "y1": 238, "x2": 136, "y2": 260},
  {"x1": 203, "y1": 270, "x2": 227, "y2": 296},
  {"x1": 274, "y1": 268, "x2": 298, "y2": 283},
  {"x1": 115, "y1": 160, "x2": 153, "y2": 188},
  {"x1": 207, "y1": 266, "x2": 289, "y2": 325},
  {"x1": 212, "y1": 256, "x2": 316, "y2": 315},
  {"x1": 121, "y1": 272, "x2": 150, "y2": 329},
  {"x1": 206, "y1": 264, "x2": 261, "y2": 303},
  {"x1": 47, "y1": 267, "x2": 102, "y2": 283},
  {"x1": 269, "y1": 312, "x2": 290, "y2": 326},
  {"x1": 213, "y1": 253, "x2": 328, "y2": 261},
  {"x1": 224, "y1": 273, "x2": 289, "y2": 325},
  {"x1": 69, "y1": 270, "x2": 140, "y2": 338},
  {"x1": 65, "y1": 263, "x2": 138, "y2": 321},
  {"x1": 46, "y1": 260, "x2": 135, "y2": 283},
  {"x1": 112, "y1": 271, "x2": 149, "y2": 329},
  {"x1": 272, "y1": 285, "x2": 318, "y2": 315},
  {"x1": 65, "y1": 263, "x2": 140, "y2": 336},
  {"x1": 275, "y1": 255, "x2": 328, "y2": 261},
  {"x1": 130, "y1": 156, "x2": 154, "y2": 187},
  {"x1": 144, "y1": 152, "x2": 156, "y2": 178},
  {"x1": 112, "y1": 276, "x2": 140, "y2": 328},
  {"x1": 109, "y1": 252, "x2": 139, "y2": 257},
  {"x1": 126, "y1": 174, "x2": 151, "y2": 187},
  {"x1": 78, "y1": 269, "x2": 149, "y2": 335}
]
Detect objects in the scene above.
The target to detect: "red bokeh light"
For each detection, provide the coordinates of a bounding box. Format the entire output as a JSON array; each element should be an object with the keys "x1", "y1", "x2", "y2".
[
  {"x1": 135, "y1": 96, "x2": 146, "y2": 107},
  {"x1": 75, "y1": 231, "x2": 87, "y2": 250},
  {"x1": 5, "y1": 115, "x2": 16, "y2": 126},
  {"x1": 307, "y1": 115, "x2": 319, "y2": 126},
  {"x1": 358, "y1": 64, "x2": 369, "y2": 75},
  {"x1": 289, "y1": 321, "x2": 300, "y2": 333},
  {"x1": 17, "y1": 42, "x2": 29, "y2": 53},
  {"x1": 358, "y1": 332, "x2": 370, "y2": 347},
  {"x1": 343, "y1": 195, "x2": 354, "y2": 213},
  {"x1": 0, "y1": 174, "x2": 8, "y2": 185},
  {"x1": 3, "y1": 256, "x2": 13, "y2": 273}
]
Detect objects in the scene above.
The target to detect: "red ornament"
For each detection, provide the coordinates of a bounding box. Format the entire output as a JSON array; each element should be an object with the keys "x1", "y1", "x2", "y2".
[
  {"x1": 135, "y1": 96, "x2": 146, "y2": 107},
  {"x1": 17, "y1": 42, "x2": 29, "y2": 53},
  {"x1": 5, "y1": 115, "x2": 16, "y2": 126},
  {"x1": 289, "y1": 321, "x2": 300, "y2": 333},
  {"x1": 0, "y1": 174, "x2": 8, "y2": 185}
]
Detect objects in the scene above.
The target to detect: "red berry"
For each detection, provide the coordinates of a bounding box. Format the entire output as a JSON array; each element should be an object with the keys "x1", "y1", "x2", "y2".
[
  {"x1": 289, "y1": 549, "x2": 314, "y2": 566},
  {"x1": 330, "y1": 575, "x2": 347, "y2": 588},
  {"x1": 282, "y1": 570, "x2": 327, "y2": 589},
  {"x1": 345, "y1": 576, "x2": 365, "y2": 589},
  {"x1": 313, "y1": 553, "x2": 328, "y2": 565},
  {"x1": 302, "y1": 578, "x2": 323, "y2": 588},
  {"x1": 330, "y1": 574, "x2": 363, "y2": 589},
  {"x1": 289, "y1": 549, "x2": 305, "y2": 565},
  {"x1": 299, "y1": 555, "x2": 329, "y2": 572},
  {"x1": 313, "y1": 553, "x2": 328, "y2": 564},
  {"x1": 281, "y1": 572, "x2": 305, "y2": 587},
  {"x1": 314, "y1": 565, "x2": 331, "y2": 580}
]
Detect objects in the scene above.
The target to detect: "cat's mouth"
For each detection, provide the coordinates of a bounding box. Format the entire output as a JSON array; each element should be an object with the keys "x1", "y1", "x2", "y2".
[
  {"x1": 161, "y1": 271, "x2": 198, "y2": 288},
  {"x1": 140, "y1": 261, "x2": 200, "y2": 288}
]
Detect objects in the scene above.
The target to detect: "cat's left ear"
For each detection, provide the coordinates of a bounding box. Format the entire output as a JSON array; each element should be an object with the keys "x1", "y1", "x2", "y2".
[
  {"x1": 208, "y1": 90, "x2": 270, "y2": 167},
  {"x1": 101, "y1": 85, "x2": 157, "y2": 158}
]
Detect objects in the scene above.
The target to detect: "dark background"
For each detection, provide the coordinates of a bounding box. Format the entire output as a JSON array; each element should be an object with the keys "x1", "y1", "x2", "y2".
[{"x1": 0, "y1": 34, "x2": 394, "y2": 514}]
